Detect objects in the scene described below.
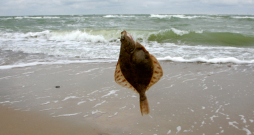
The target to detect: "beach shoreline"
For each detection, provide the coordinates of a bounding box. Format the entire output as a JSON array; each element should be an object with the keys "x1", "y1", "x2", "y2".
[{"x1": 0, "y1": 62, "x2": 253, "y2": 135}]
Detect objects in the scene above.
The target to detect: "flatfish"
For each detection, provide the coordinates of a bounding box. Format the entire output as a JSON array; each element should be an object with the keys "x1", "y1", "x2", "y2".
[{"x1": 114, "y1": 31, "x2": 163, "y2": 115}]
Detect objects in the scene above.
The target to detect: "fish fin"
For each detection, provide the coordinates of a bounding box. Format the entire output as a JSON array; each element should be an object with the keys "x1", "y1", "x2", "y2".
[
  {"x1": 140, "y1": 98, "x2": 150, "y2": 116},
  {"x1": 114, "y1": 60, "x2": 138, "y2": 94},
  {"x1": 146, "y1": 54, "x2": 163, "y2": 91}
]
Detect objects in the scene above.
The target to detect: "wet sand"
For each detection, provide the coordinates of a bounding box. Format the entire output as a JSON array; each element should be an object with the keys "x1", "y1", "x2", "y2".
[
  {"x1": 0, "y1": 62, "x2": 253, "y2": 135},
  {"x1": 0, "y1": 105, "x2": 103, "y2": 135}
]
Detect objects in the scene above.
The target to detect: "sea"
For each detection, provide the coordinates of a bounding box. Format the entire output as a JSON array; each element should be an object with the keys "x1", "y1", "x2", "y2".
[{"x1": 1, "y1": 14, "x2": 254, "y2": 69}]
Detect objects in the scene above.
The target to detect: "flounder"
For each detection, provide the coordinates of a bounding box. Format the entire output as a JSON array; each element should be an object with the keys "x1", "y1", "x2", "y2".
[{"x1": 114, "y1": 31, "x2": 163, "y2": 115}]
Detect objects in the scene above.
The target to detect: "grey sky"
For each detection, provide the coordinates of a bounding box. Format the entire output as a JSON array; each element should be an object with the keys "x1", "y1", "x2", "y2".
[{"x1": 1, "y1": 0, "x2": 254, "y2": 16}]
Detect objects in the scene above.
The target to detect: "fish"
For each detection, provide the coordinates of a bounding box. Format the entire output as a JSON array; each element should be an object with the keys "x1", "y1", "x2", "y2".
[{"x1": 114, "y1": 30, "x2": 163, "y2": 116}]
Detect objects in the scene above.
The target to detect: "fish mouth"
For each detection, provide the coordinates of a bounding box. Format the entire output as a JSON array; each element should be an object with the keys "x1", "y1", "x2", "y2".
[{"x1": 121, "y1": 30, "x2": 133, "y2": 41}]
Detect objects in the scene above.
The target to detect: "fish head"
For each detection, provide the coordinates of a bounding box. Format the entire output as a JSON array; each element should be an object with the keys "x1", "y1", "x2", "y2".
[{"x1": 120, "y1": 30, "x2": 135, "y2": 54}]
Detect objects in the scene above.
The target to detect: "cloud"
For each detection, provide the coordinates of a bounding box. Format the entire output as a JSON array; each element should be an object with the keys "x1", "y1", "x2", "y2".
[
  {"x1": 200, "y1": 0, "x2": 253, "y2": 5},
  {"x1": 0, "y1": 0, "x2": 253, "y2": 16}
]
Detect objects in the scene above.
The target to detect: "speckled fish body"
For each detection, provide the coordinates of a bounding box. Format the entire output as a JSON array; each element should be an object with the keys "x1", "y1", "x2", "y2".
[{"x1": 115, "y1": 31, "x2": 163, "y2": 115}]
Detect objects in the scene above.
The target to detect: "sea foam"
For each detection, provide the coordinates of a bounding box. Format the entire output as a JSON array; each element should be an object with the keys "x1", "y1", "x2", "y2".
[
  {"x1": 171, "y1": 28, "x2": 190, "y2": 36},
  {"x1": 49, "y1": 30, "x2": 107, "y2": 42},
  {"x1": 104, "y1": 15, "x2": 136, "y2": 18},
  {"x1": 0, "y1": 56, "x2": 253, "y2": 70},
  {"x1": 159, "y1": 56, "x2": 254, "y2": 64},
  {"x1": 150, "y1": 14, "x2": 203, "y2": 19},
  {"x1": 231, "y1": 16, "x2": 254, "y2": 19},
  {"x1": 1, "y1": 30, "x2": 108, "y2": 43}
]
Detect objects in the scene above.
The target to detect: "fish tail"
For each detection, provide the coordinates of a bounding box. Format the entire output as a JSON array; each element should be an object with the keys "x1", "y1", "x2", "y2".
[{"x1": 140, "y1": 94, "x2": 150, "y2": 116}]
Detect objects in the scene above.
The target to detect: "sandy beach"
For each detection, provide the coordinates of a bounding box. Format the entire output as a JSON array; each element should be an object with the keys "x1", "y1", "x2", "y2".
[
  {"x1": 0, "y1": 105, "x2": 104, "y2": 135},
  {"x1": 0, "y1": 62, "x2": 253, "y2": 135}
]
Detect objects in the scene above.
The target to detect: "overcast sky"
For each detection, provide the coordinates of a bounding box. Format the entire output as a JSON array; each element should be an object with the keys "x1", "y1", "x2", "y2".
[{"x1": 1, "y1": 0, "x2": 254, "y2": 16}]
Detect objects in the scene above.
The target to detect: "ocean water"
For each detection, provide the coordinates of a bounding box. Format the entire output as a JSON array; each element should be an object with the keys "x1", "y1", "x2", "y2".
[{"x1": 0, "y1": 14, "x2": 254, "y2": 69}]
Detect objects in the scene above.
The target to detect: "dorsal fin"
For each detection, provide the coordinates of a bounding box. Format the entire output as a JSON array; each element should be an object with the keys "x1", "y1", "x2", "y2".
[
  {"x1": 146, "y1": 54, "x2": 163, "y2": 91},
  {"x1": 114, "y1": 61, "x2": 138, "y2": 93}
]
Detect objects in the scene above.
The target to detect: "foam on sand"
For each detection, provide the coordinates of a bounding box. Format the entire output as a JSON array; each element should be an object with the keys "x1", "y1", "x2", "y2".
[
  {"x1": 101, "y1": 90, "x2": 119, "y2": 98},
  {"x1": 54, "y1": 112, "x2": 82, "y2": 117},
  {"x1": 108, "y1": 112, "x2": 118, "y2": 118},
  {"x1": 62, "y1": 96, "x2": 79, "y2": 101},
  {"x1": 93, "y1": 100, "x2": 106, "y2": 108}
]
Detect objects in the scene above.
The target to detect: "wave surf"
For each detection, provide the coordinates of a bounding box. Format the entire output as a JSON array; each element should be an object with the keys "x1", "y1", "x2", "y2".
[{"x1": 1, "y1": 14, "x2": 254, "y2": 67}]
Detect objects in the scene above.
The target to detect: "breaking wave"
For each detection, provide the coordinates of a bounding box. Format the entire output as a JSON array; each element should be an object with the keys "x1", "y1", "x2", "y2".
[
  {"x1": 147, "y1": 29, "x2": 254, "y2": 46},
  {"x1": 1, "y1": 28, "x2": 254, "y2": 46},
  {"x1": 0, "y1": 30, "x2": 112, "y2": 43}
]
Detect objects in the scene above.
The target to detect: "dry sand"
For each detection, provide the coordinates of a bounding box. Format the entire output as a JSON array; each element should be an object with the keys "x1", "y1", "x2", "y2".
[{"x1": 0, "y1": 62, "x2": 253, "y2": 135}]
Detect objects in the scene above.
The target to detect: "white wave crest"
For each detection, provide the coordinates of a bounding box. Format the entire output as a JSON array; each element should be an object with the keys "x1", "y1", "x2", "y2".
[
  {"x1": 152, "y1": 28, "x2": 202, "y2": 37},
  {"x1": 103, "y1": 15, "x2": 136, "y2": 18},
  {"x1": 49, "y1": 30, "x2": 107, "y2": 42},
  {"x1": 150, "y1": 14, "x2": 172, "y2": 19},
  {"x1": 150, "y1": 14, "x2": 202, "y2": 19},
  {"x1": 12, "y1": 16, "x2": 60, "y2": 19},
  {"x1": 231, "y1": 16, "x2": 254, "y2": 19},
  {"x1": 1, "y1": 30, "x2": 108, "y2": 43},
  {"x1": 0, "y1": 17, "x2": 13, "y2": 20},
  {"x1": 171, "y1": 15, "x2": 201, "y2": 19},
  {"x1": 171, "y1": 28, "x2": 190, "y2": 36},
  {"x1": 42, "y1": 16, "x2": 60, "y2": 19}
]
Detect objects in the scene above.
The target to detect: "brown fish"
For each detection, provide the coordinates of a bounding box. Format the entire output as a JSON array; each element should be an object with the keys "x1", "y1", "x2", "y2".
[{"x1": 114, "y1": 31, "x2": 163, "y2": 115}]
